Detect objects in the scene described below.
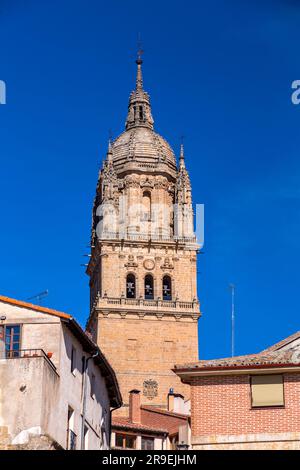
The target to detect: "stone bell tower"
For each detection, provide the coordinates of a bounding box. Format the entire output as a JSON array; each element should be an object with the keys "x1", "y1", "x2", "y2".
[{"x1": 86, "y1": 54, "x2": 201, "y2": 414}]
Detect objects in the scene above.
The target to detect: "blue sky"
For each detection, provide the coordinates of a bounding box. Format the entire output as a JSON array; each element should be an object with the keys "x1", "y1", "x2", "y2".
[{"x1": 1, "y1": 0, "x2": 300, "y2": 360}]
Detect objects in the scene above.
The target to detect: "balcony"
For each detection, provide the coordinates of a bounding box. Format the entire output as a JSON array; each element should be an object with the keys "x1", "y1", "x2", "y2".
[
  {"x1": 94, "y1": 296, "x2": 200, "y2": 319},
  {"x1": 96, "y1": 231, "x2": 197, "y2": 245},
  {"x1": 2, "y1": 349, "x2": 57, "y2": 372}
]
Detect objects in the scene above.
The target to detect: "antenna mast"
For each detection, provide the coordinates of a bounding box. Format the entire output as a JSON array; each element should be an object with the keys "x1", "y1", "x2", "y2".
[
  {"x1": 229, "y1": 284, "x2": 235, "y2": 357},
  {"x1": 27, "y1": 290, "x2": 49, "y2": 306}
]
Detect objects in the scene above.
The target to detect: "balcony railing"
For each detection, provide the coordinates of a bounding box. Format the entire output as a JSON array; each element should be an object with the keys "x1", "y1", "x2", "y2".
[
  {"x1": 97, "y1": 296, "x2": 199, "y2": 311},
  {"x1": 97, "y1": 231, "x2": 197, "y2": 244},
  {"x1": 2, "y1": 349, "x2": 57, "y2": 371}
]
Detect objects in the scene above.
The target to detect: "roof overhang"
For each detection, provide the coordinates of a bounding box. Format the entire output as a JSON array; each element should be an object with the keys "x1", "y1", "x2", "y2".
[
  {"x1": 173, "y1": 363, "x2": 300, "y2": 383},
  {"x1": 62, "y1": 317, "x2": 122, "y2": 408}
]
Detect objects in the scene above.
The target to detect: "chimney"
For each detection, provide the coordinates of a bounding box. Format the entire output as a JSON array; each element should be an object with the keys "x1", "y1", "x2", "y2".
[
  {"x1": 129, "y1": 390, "x2": 141, "y2": 423},
  {"x1": 168, "y1": 388, "x2": 175, "y2": 412}
]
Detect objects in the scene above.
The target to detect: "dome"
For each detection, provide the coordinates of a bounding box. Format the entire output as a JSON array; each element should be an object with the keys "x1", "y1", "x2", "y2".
[{"x1": 111, "y1": 127, "x2": 177, "y2": 178}]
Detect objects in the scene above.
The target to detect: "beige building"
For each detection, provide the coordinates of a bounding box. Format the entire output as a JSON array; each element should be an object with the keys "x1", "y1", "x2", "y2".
[
  {"x1": 86, "y1": 55, "x2": 201, "y2": 415},
  {"x1": 0, "y1": 295, "x2": 122, "y2": 450}
]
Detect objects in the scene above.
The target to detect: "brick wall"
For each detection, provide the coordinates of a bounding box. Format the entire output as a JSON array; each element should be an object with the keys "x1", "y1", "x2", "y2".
[{"x1": 191, "y1": 372, "x2": 300, "y2": 446}]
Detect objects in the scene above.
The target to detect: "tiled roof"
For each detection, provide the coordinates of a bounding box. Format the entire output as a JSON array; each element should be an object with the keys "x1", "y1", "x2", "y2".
[
  {"x1": 141, "y1": 406, "x2": 189, "y2": 436},
  {"x1": 0, "y1": 295, "x2": 71, "y2": 319},
  {"x1": 262, "y1": 331, "x2": 300, "y2": 352},
  {"x1": 141, "y1": 405, "x2": 189, "y2": 419},
  {"x1": 112, "y1": 407, "x2": 189, "y2": 437},
  {"x1": 174, "y1": 349, "x2": 300, "y2": 372},
  {"x1": 112, "y1": 417, "x2": 167, "y2": 434}
]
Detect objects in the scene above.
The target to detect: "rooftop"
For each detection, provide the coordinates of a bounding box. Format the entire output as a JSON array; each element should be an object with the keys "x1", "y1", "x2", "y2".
[{"x1": 174, "y1": 331, "x2": 300, "y2": 373}]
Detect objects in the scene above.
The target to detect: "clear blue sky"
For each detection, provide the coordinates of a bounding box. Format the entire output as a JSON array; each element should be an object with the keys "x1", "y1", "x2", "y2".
[{"x1": 1, "y1": 0, "x2": 300, "y2": 360}]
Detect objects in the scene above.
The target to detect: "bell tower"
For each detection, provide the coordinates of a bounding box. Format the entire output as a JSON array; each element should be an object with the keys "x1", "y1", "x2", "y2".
[{"x1": 86, "y1": 55, "x2": 201, "y2": 414}]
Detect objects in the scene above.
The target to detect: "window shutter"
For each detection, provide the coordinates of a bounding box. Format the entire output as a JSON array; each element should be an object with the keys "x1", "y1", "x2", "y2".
[{"x1": 251, "y1": 374, "x2": 284, "y2": 407}]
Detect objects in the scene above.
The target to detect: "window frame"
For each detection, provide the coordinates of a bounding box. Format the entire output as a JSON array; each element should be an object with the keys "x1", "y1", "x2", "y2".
[
  {"x1": 4, "y1": 324, "x2": 22, "y2": 358},
  {"x1": 250, "y1": 374, "x2": 285, "y2": 409},
  {"x1": 141, "y1": 435, "x2": 155, "y2": 450},
  {"x1": 71, "y1": 345, "x2": 76, "y2": 375},
  {"x1": 115, "y1": 432, "x2": 136, "y2": 449},
  {"x1": 126, "y1": 273, "x2": 136, "y2": 299},
  {"x1": 162, "y1": 275, "x2": 172, "y2": 301},
  {"x1": 144, "y1": 274, "x2": 154, "y2": 300}
]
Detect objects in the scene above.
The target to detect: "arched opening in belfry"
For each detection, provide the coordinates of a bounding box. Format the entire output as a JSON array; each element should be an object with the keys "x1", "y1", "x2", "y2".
[
  {"x1": 126, "y1": 274, "x2": 136, "y2": 299},
  {"x1": 142, "y1": 191, "x2": 151, "y2": 220},
  {"x1": 141, "y1": 191, "x2": 151, "y2": 237},
  {"x1": 162, "y1": 275, "x2": 172, "y2": 301},
  {"x1": 144, "y1": 274, "x2": 154, "y2": 300},
  {"x1": 139, "y1": 105, "x2": 144, "y2": 121}
]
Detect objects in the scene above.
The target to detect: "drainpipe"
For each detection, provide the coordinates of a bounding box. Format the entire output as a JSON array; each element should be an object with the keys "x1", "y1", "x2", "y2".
[{"x1": 81, "y1": 351, "x2": 99, "y2": 450}]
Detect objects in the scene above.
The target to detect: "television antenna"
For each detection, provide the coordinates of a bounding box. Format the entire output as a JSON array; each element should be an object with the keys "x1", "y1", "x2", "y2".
[
  {"x1": 27, "y1": 290, "x2": 49, "y2": 306},
  {"x1": 229, "y1": 284, "x2": 235, "y2": 357}
]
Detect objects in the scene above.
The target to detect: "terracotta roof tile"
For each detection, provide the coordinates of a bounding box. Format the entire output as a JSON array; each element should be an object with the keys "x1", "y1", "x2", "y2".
[
  {"x1": 141, "y1": 405, "x2": 189, "y2": 419},
  {"x1": 174, "y1": 349, "x2": 300, "y2": 372},
  {"x1": 0, "y1": 295, "x2": 71, "y2": 319},
  {"x1": 262, "y1": 331, "x2": 300, "y2": 352},
  {"x1": 112, "y1": 417, "x2": 167, "y2": 434}
]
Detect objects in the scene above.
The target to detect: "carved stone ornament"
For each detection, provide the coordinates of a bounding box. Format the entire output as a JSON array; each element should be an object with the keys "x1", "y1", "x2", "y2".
[
  {"x1": 161, "y1": 257, "x2": 174, "y2": 270},
  {"x1": 125, "y1": 255, "x2": 138, "y2": 268},
  {"x1": 143, "y1": 259, "x2": 155, "y2": 271},
  {"x1": 143, "y1": 379, "x2": 158, "y2": 400},
  {"x1": 140, "y1": 177, "x2": 154, "y2": 189}
]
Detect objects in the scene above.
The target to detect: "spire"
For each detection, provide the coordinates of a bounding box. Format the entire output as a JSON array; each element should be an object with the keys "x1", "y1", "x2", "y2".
[
  {"x1": 125, "y1": 50, "x2": 154, "y2": 131},
  {"x1": 107, "y1": 138, "x2": 113, "y2": 163},
  {"x1": 136, "y1": 49, "x2": 143, "y2": 92},
  {"x1": 179, "y1": 143, "x2": 185, "y2": 169}
]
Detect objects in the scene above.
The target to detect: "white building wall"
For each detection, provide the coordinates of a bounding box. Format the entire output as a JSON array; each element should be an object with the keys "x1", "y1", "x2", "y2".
[{"x1": 0, "y1": 301, "x2": 113, "y2": 450}]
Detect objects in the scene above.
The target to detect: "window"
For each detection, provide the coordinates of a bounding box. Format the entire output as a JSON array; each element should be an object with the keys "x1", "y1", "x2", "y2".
[
  {"x1": 126, "y1": 274, "x2": 136, "y2": 298},
  {"x1": 5, "y1": 325, "x2": 21, "y2": 358},
  {"x1": 162, "y1": 276, "x2": 172, "y2": 300},
  {"x1": 71, "y1": 346, "x2": 76, "y2": 374},
  {"x1": 81, "y1": 356, "x2": 86, "y2": 398},
  {"x1": 251, "y1": 375, "x2": 284, "y2": 408},
  {"x1": 170, "y1": 434, "x2": 178, "y2": 450},
  {"x1": 145, "y1": 275, "x2": 154, "y2": 299},
  {"x1": 83, "y1": 424, "x2": 89, "y2": 450},
  {"x1": 90, "y1": 373, "x2": 95, "y2": 398},
  {"x1": 67, "y1": 407, "x2": 76, "y2": 450},
  {"x1": 141, "y1": 436, "x2": 154, "y2": 450},
  {"x1": 139, "y1": 106, "x2": 144, "y2": 121},
  {"x1": 115, "y1": 433, "x2": 136, "y2": 449},
  {"x1": 142, "y1": 191, "x2": 151, "y2": 221}
]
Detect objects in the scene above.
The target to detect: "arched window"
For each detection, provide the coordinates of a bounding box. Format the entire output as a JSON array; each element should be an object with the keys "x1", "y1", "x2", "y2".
[
  {"x1": 139, "y1": 105, "x2": 144, "y2": 121},
  {"x1": 145, "y1": 275, "x2": 154, "y2": 300},
  {"x1": 163, "y1": 276, "x2": 172, "y2": 301},
  {"x1": 126, "y1": 274, "x2": 136, "y2": 299},
  {"x1": 142, "y1": 191, "x2": 151, "y2": 221}
]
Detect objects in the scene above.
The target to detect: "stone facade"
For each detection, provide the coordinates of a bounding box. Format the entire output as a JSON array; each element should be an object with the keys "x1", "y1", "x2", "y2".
[{"x1": 86, "y1": 57, "x2": 200, "y2": 415}]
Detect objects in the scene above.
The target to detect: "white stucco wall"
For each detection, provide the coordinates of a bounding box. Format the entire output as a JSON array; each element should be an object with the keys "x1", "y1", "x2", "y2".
[{"x1": 0, "y1": 301, "x2": 113, "y2": 450}]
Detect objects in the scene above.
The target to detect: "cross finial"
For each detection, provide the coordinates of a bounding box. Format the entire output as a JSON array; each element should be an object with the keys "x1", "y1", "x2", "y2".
[{"x1": 137, "y1": 33, "x2": 144, "y2": 64}]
